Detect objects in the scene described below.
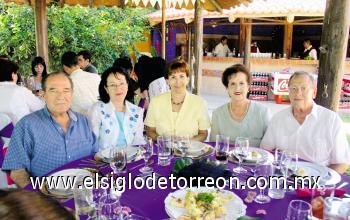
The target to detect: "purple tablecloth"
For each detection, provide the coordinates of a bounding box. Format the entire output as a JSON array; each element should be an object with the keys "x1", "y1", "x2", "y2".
[{"x1": 25, "y1": 143, "x2": 350, "y2": 220}]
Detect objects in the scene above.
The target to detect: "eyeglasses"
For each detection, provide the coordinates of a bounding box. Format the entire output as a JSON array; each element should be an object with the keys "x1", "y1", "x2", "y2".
[
  {"x1": 106, "y1": 82, "x2": 127, "y2": 89},
  {"x1": 288, "y1": 86, "x2": 311, "y2": 94}
]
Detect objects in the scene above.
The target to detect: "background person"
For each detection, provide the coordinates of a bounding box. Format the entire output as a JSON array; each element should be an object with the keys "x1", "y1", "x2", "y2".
[
  {"x1": 26, "y1": 56, "x2": 48, "y2": 96},
  {"x1": 213, "y1": 36, "x2": 231, "y2": 57},
  {"x1": 77, "y1": 50, "x2": 98, "y2": 74},
  {"x1": 301, "y1": 39, "x2": 317, "y2": 60}
]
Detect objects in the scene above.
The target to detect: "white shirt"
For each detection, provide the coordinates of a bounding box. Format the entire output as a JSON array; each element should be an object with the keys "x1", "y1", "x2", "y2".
[
  {"x1": 214, "y1": 43, "x2": 231, "y2": 57},
  {"x1": 260, "y1": 103, "x2": 350, "y2": 166},
  {"x1": 148, "y1": 77, "x2": 170, "y2": 99},
  {"x1": 0, "y1": 82, "x2": 44, "y2": 124},
  {"x1": 304, "y1": 45, "x2": 318, "y2": 60},
  {"x1": 70, "y1": 69, "x2": 100, "y2": 115}
]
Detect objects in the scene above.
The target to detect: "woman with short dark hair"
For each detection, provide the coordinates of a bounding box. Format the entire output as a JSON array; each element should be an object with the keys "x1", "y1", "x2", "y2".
[
  {"x1": 88, "y1": 66, "x2": 144, "y2": 150},
  {"x1": 210, "y1": 64, "x2": 270, "y2": 147}
]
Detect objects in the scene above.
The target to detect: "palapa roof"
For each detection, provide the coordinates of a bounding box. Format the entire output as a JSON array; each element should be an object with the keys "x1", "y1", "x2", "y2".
[
  {"x1": 147, "y1": 0, "x2": 326, "y2": 22},
  {"x1": 4, "y1": 0, "x2": 252, "y2": 11}
]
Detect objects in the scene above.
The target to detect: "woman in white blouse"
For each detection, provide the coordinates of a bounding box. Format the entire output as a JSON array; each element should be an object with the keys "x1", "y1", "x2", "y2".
[
  {"x1": 26, "y1": 56, "x2": 48, "y2": 96},
  {"x1": 0, "y1": 59, "x2": 44, "y2": 124},
  {"x1": 88, "y1": 66, "x2": 144, "y2": 151}
]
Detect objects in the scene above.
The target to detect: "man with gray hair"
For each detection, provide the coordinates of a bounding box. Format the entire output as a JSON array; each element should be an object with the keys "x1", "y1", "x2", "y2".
[
  {"x1": 2, "y1": 72, "x2": 98, "y2": 187},
  {"x1": 261, "y1": 71, "x2": 350, "y2": 174}
]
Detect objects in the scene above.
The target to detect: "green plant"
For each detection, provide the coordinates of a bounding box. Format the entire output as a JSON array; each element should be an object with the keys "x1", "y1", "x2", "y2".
[{"x1": 0, "y1": 2, "x2": 153, "y2": 75}]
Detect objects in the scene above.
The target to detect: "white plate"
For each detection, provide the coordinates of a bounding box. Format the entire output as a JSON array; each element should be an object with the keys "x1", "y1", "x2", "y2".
[
  {"x1": 288, "y1": 162, "x2": 341, "y2": 186},
  {"x1": 230, "y1": 148, "x2": 274, "y2": 165},
  {"x1": 97, "y1": 146, "x2": 139, "y2": 162},
  {"x1": 164, "y1": 187, "x2": 246, "y2": 220},
  {"x1": 187, "y1": 141, "x2": 208, "y2": 153},
  {"x1": 46, "y1": 168, "x2": 93, "y2": 195}
]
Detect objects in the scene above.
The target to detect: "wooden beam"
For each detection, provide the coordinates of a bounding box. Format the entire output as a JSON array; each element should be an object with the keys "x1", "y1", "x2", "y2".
[
  {"x1": 193, "y1": 0, "x2": 203, "y2": 95},
  {"x1": 34, "y1": 0, "x2": 49, "y2": 69},
  {"x1": 243, "y1": 18, "x2": 252, "y2": 68},
  {"x1": 161, "y1": 0, "x2": 166, "y2": 59},
  {"x1": 293, "y1": 17, "x2": 323, "y2": 23},
  {"x1": 239, "y1": 18, "x2": 246, "y2": 56},
  {"x1": 315, "y1": 0, "x2": 350, "y2": 111},
  {"x1": 207, "y1": 0, "x2": 223, "y2": 13},
  {"x1": 187, "y1": 25, "x2": 193, "y2": 91},
  {"x1": 283, "y1": 22, "x2": 293, "y2": 58}
]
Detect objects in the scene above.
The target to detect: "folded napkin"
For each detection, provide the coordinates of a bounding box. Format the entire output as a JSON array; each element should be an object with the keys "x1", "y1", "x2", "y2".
[{"x1": 296, "y1": 188, "x2": 345, "y2": 198}]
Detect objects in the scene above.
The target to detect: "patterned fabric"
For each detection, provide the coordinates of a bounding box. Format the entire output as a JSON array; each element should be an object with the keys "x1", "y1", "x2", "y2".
[
  {"x1": 88, "y1": 101, "x2": 145, "y2": 151},
  {"x1": 2, "y1": 107, "x2": 98, "y2": 177},
  {"x1": 0, "y1": 81, "x2": 44, "y2": 124}
]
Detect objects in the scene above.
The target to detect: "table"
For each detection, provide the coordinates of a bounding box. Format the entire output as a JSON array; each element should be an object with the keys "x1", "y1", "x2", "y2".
[{"x1": 25, "y1": 142, "x2": 350, "y2": 220}]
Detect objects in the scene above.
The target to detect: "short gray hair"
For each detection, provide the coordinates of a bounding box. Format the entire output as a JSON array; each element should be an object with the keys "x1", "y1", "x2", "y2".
[
  {"x1": 288, "y1": 71, "x2": 315, "y2": 87},
  {"x1": 42, "y1": 71, "x2": 74, "y2": 91}
]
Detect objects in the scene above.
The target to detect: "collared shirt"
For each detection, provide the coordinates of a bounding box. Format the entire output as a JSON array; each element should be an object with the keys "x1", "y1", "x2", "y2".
[
  {"x1": 260, "y1": 103, "x2": 350, "y2": 166},
  {"x1": 145, "y1": 92, "x2": 211, "y2": 137},
  {"x1": 2, "y1": 107, "x2": 98, "y2": 177},
  {"x1": 70, "y1": 69, "x2": 100, "y2": 115},
  {"x1": 214, "y1": 43, "x2": 231, "y2": 57},
  {"x1": 0, "y1": 82, "x2": 44, "y2": 124}
]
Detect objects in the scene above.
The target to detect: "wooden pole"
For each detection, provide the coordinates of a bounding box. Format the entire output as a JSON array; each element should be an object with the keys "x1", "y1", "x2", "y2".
[
  {"x1": 239, "y1": 18, "x2": 246, "y2": 56},
  {"x1": 243, "y1": 18, "x2": 252, "y2": 68},
  {"x1": 193, "y1": 0, "x2": 203, "y2": 95},
  {"x1": 34, "y1": 0, "x2": 49, "y2": 69},
  {"x1": 283, "y1": 22, "x2": 293, "y2": 58},
  {"x1": 315, "y1": 0, "x2": 350, "y2": 111},
  {"x1": 161, "y1": 0, "x2": 166, "y2": 59},
  {"x1": 187, "y1": 25, "x2": 193, "y2": 91}
]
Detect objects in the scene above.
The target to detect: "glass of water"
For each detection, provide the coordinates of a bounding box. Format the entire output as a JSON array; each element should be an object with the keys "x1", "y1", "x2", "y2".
[
  {"x1": 286, "y1": 200, "x2": 312, "y2": 220},
  {"x1": 157, "y1": 135, "x2": 171, "y2": 166},
  {"x1": 139, "y1": 136, "x2": 153, "y2": 173}
]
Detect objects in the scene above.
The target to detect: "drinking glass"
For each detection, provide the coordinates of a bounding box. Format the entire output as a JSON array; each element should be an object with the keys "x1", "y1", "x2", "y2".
[
  {"x1": 110, "y1": 147, "x2": 127, "y2": 175},
  {"x1": 157, "y1": 135, "x2": 171, "y2": 166},
  {"x1": 286, "y1": 200, "x2": 312, "y2": 220},
  {"x1": 254, "y1": 163, "x2": 273, "y2": 204},
  {"x1": 139, "y1": 136, "x2": 153, "y2": 173},
  {"x1": 232, "y1": 137, "x2": 249, "y2": 174},
  {"x1": 98, "y1": 193, "x2": 123, "y2": 220},
  {"x1": 215, "y1": 135, "x2": 230, "y2": 164},
  {"x1": 178, "y1": 135, "x2": 191, "y2": 157},
  {"x1": 73, "y1": 178, "x2": 94, "y2": 218}
]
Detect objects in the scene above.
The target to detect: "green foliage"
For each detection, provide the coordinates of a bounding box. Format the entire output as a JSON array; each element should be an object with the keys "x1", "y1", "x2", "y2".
[{"x1": 0, "y1": 2, "x2": 152, "y2": 75}]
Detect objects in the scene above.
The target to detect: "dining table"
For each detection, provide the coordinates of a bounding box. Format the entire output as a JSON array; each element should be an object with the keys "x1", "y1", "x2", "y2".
[{"x1": 25, "y1": 142, "x2": 350, "y2": 220}]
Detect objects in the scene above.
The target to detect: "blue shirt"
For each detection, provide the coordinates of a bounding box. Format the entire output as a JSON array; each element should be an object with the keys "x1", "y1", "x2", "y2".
[
  {"x1": 115, "y1": 112, "x2": 127, "y2": 147},
  {"x1": 2, "y1": 107, "x2": 98, "y2": 177}
]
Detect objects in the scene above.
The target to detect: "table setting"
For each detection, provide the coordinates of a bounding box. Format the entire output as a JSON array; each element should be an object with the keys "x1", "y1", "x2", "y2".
[{"x1": 25, "y1": 134, "x2": 350, "y2": 220}]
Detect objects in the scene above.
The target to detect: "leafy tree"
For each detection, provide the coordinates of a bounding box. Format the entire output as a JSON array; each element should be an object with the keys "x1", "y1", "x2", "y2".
[{"x1": 0, "y1": 2, "x2": 152, "y2": 75}]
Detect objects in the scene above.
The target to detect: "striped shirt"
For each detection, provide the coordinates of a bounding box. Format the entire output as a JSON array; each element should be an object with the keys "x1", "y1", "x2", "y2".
[{"x1": 2, "y1": 107, "x2": 98, "y2": 177}]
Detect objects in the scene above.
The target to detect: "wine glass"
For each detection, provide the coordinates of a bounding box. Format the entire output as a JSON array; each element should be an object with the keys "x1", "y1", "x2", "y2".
[
  {"x1": 254, "y1": 163, "x2": 273, "y2": 204},
  {"x1": 215, "y1": 135, "x2": 230, "y2": 164},
  {"x1": 286, "y1": 200, "x2": 312, "y2": 220},
  {"x1": 139, "y1": 136, "x2": 153, "y2": 174},
  {"x1": 232, "y1": 137, "x2": 249, "y2": 174},
  {"x1": 110, "y1": 147, "x2": 127, "y2": 175}
]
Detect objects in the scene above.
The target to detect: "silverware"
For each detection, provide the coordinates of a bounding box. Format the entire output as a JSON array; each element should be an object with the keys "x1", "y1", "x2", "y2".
[{"x1": 337, "y1": 182, "x2": 349, "y2": 189}]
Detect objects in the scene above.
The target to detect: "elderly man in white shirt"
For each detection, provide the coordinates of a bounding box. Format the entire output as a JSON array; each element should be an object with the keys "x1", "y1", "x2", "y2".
[
  {"x1": 213, "y1": 36, "x2": 231, "y2": 57},
  {"x1": 61, "y1": 51, "x2": 100, "y2": 115},
  {"x1": 261, "y1": 71, "x2": 350, "y2": 174},
  {"x1": 0, "y1": 59, "x2": 44, "y2": 124}
]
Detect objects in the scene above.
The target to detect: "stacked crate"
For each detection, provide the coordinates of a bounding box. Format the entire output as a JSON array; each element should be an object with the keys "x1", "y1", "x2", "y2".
[{"x1": 249, "y1": 72, "x2": 270, "y2": 101}]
